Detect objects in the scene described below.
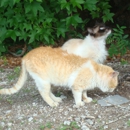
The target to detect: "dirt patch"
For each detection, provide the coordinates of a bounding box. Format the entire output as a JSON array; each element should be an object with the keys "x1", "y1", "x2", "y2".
[{"x1": 0, "y1": 62, "x2": 130, "y2": 130}]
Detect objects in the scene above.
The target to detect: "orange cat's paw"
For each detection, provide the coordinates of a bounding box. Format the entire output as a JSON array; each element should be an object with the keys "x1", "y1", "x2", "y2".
[
  {"x1": 49, "y1": 101, "x2": 59, "y2": 107},
  {"x1": 74, "y1": 101, "x2": 85, "y2": 108},
  {"x1": 83, "y1": 97, "x2": 92, "y2": 103},
  {"x1": 54, "y1": 97, "x2": 62, "y2": 103}
]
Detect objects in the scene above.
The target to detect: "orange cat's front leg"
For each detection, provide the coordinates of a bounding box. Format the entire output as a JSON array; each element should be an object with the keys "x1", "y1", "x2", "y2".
[
  {"x1": 50, "y1": 92, "x2": 62, "y2": 103},
  {"x1": 82, "y1": 90, "x2": 92, "y2": 103},
  {"x1": 72, "y1": 89, "x2": 85, "y2": 108}
]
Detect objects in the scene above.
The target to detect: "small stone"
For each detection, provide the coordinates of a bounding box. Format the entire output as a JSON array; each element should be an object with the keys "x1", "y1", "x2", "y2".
[
  {"x1": 81, "y1": 115, "x2": 86, "y2": 119},
  {"x1": 104, "y1": 125, "x2": 108, "y2": 129},
  {"x1": 33, "y1": 113, "x2": 37, "y2": 117},
  {"x1": 32, "y1": 102, "x2": 36, "y2": 106},
  {"x1": 59, "y1": 109, "x2": 63, "y2": 112},
  {"x1": 98, "y1": 115, "x2": 101, "y2": 118},
  {"x1": 5, "y1": 110, "x2": 11, "y2": 114},
  {"x1": 28, "y1": 117, "x2": 33, "y2": 122},
  {"x1": 102, "y1": 121, "x2": 105, "y2": 124},
  {"x1": 60, "y1": 95, "x2": 67, "y2": 99},
  {"x1": 81, "y1": 125, "x2": 90, "y2": 130},
  {"x1": 8, "y1": 123, "x2": 12, "y2": 127},
  {"x1": 64, "y1": 121, "x2": 71, "y2": 125},
  {"x1": 1, "y1": 122, "x2": 5, "y2": 127},
  {"x1": 64, "y1": 111, "x2": 68, "y2": 115},
  {"x1": 74, "y1": 118, "x2": 80, "y2": 122},
  {"x1": 68, "y1": 108, "x2": 72, "y2": 111},
  {"x1": 86, "y1": 119, "x2": 93, "y2": 125},
  {"x1": 18, "y1": 116, "x2": 23, "y2": 120}
]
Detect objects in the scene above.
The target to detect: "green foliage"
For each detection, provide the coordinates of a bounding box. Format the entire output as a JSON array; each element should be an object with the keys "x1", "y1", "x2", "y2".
[
  {"x1": 127, "y1": 120, "x2": 130, "y2": 127},
  {"x1": 89, "y1": 0, "x2": 114, "y2": 22},
  {"x1": 107, "y1": 24, "x2": 130, "y2": 57},
  {"x1": 0, "y1": 0, "x2": 114, "y2": 55}
]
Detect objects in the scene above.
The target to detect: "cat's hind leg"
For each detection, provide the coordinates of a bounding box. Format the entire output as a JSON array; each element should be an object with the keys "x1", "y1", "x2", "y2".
[
  {"x1": 30, "y1": 72, "x2": 59, "y2": 107},
  {"x1": 82, "y1": 90, "x2": 92, "y2": 103},
  {"x1": 37, "y1": 83, "x2": 59, "y2": 107}
]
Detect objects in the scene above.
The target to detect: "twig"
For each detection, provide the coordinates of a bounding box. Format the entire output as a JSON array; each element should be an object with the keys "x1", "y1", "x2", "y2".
[
  {"x1": 106, "y1": 113, "x2": 130, "y2": 125},
  {"x1": 85, "y1": 115, "x2": 95, "y2": 119}
]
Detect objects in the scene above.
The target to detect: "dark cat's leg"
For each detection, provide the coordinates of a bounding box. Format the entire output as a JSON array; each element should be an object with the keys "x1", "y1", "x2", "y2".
[{"x1": 82, "y1": 90, "x2": 92, "y2": 103}]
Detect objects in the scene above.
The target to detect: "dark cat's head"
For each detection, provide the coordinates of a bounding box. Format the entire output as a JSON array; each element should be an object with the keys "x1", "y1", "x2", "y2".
[{"x1": 87, "y1": 23, "x2": 111, "y2": 39}]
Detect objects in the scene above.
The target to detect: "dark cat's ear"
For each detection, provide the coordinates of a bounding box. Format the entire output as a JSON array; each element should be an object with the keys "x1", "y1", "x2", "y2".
[
  {"x1": 87, "y1": 28, "x2": 93, "y2": 34},
  {"x1": 110, "y1": 71, "x2": 119, "y2": 78}
]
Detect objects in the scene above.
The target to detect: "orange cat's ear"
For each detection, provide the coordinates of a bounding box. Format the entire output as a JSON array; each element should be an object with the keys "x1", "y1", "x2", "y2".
[{"x1": 110, "y1": 71, "x2": 119, "y2": 78}]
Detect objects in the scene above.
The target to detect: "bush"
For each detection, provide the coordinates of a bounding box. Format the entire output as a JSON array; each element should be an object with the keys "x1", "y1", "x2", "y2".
[
  {"x1": 107, "y1": 24, "x2": 130, "y2": 57},
  {"x1": 0, "y1": 0, "x2": 115, "y2": 55}
]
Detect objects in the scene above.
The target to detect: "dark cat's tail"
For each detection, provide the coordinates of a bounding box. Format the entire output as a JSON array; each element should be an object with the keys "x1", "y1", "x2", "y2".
[{"x1": 0, "y1": 61, "x2": 27, "y2": 95}]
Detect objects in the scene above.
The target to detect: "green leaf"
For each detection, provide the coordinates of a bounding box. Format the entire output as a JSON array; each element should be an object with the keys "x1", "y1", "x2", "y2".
[
  {"x1": 0, "y1": 44, "x2": 6, "y2": 53},
  {"x1": 73, "y1": 14, "x2": 83, "y2": 23},
  {"x1": 0, "y1": 27, "x2": 7, "y2": 41},
  {"x1": 6, "y1": 30, "x2": 16, "y2": 41},
  {"x1": 123, "y1": 35, "x2": 129, "y2": 39},
  {"x1": 19, "y1": 30, "x2": 28, "y2": 41},
  {"x1": 102, "y1": 11, "x2": 114, "y2": 22},
  {"x1": 84, "y1": 0, "x2": 97, "y2": 11},
  {"x1": 121, "y1": 26, "x2": 126, "y2": 29},
  {"x1": 23, "y1": 23, "x2": 32, "y2": 31},
  {"x1": 36, "y1": 0, "x2": 42, "y2": 2},
  {"x1": 70, "y1": 0, "x2": 84, "y2": 10},
  {"x1": 29, "y1": 30, "x2": 37, "y2": 44},
  {"x1": 13, "y1": 0, "x2": 20, "y2": 5},
  {"x1": 25, "y1": 1, "x2": 44, "y2": 16},
  {"x1": 0, "y1": 0, "x2": 10, "y2": 7},
  {"x1": 43, "y1": 34, "x2": 49, "y2": 43},
  {"x1": 57, "y1": 28, "x2": 66, "y2": 38}
]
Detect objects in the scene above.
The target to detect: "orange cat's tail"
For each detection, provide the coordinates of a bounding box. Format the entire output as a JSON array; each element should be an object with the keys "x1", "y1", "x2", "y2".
[{"x1": 0, "y1": 61, "x2": 27, "y2": 95}]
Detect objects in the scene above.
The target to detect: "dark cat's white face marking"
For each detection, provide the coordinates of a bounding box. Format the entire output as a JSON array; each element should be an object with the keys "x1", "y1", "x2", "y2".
[{"x1": 87, "y1": 23, "x2": 111, "y2": 39}]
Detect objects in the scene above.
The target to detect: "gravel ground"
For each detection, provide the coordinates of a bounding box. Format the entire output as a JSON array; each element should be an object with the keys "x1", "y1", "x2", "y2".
[{"x1": 0, "y1": 62, "x2": 130, "y2": 130}]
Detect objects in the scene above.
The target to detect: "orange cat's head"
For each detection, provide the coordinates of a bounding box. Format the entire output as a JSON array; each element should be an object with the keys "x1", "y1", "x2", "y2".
[{"x1": 97, "y1": 65, "x2": 119, "y2": 93}]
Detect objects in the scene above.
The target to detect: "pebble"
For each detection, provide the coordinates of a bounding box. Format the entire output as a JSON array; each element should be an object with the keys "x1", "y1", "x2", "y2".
[
  {"x1": 60, "y1": 95, "x2": 67, "y2": 99},
  {"x1": 86, "y1": 119, "x2": 93, "y2": 125},
  {"x1": 81, "y1": 115, "x2": 86, "y2": 119},
  {"x1": 28, "y1": 117, "x2": 33, "y2": 122},
  {"x1": 98, "y1": 115, "x2": 101, "y2": 118},
  {"x1": 33, "y1": 113, "x2": 37, "y2": 117},
  {"x1": 1, "y1": 122, "x2": 5, "y2": 127},
  {"x1": 18, "y1": 116, "x2": 23, "y2": 120},
  {"x1": 74, "y1": 117, "x2": 80, "y2": 122},
  {"x1": 5, "y1": 110, "x2": 11, "y2": 114},
  {"x1": 104, "y1": 125, "x2": 108, "y2": 129},
  {"x1": 8, "y1": 123, "x2": 12, "y2": 127},
  {"x1": 64, "y1": 111, "x2": 68, "y2": 115},
  {"x1": 64, "y1": 121, "x2": 71, "y2": 125},
  {"x1": 32, "y1": 102, "x2": 37, "y2": 106},
  {"x1": 68, "y1": 108, "x2": 72, "y2": 111},
  {"x1": 81, "y1": 125, "x2": 90, "y2": 130}
]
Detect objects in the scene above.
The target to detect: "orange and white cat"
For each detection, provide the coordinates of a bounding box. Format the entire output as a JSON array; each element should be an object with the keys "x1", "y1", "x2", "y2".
[
  {"x1": 62, "y1": 23, "x2": 111, "y2": 63},
  {"x1": 0, "y1": 47, "x2": 119, "y2": 107}
]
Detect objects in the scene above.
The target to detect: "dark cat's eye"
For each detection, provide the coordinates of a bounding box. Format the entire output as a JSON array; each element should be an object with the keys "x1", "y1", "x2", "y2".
[{"x1": 99, "y1": 27, "x2": 105, "y2": 30}]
